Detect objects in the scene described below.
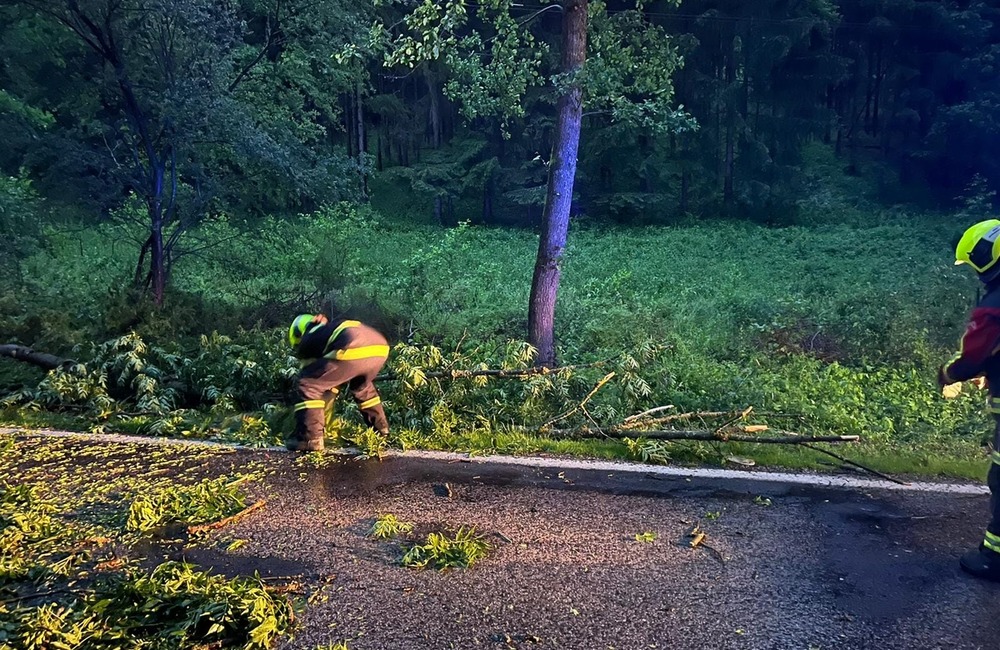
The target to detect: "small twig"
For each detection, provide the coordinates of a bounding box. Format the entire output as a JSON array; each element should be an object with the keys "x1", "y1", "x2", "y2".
[
  {"x1": 1, "y1": 588, "x2": 77, "y2": 605},
  {"x1": 623, "y1": 405, "x2": 675, "y2": 423},
  {"x1": 699, "y1": 542, "x2": 727, "y2": 565},
  {"x1": 454, "y1": 329, "x2": 468, "y2": 355},
  {"x1": 800, "y1": 443, "x2": 908, "y2": 485},
  {"x1": 186, "y1": 500, "x2": 266, "y2": 535},
  {"x1": 539, "y1": 372, "x2": 616, "y2": 429},
  {"x1": 713, "y1": 406, "x2": 754, "y2": 435}
]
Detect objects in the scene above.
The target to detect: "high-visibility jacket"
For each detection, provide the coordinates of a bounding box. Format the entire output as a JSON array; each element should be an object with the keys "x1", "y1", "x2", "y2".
[
  {"x1": 295, "y1": 318, "x2": 389, "y2": 365},
  {"x1": 941, "y1": 285, "x2": 1000, "y2": 414}
]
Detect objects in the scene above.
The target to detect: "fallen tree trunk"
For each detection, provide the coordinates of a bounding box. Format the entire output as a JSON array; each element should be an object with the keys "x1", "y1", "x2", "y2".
[
  {"x1": 546, "y1": 427, "x2": 860, "y2": 445},
  {"x1": 0, "y1": 344, "x2": 76, "y2": 371}
]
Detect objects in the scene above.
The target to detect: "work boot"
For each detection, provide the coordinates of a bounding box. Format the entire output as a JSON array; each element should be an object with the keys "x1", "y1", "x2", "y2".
[
  {"x1": 959, "y1": 547, "x2": 1000, "y2": 582},
  {"x1": 285, "y1": 435, "x2": 324, "y2": 452}
]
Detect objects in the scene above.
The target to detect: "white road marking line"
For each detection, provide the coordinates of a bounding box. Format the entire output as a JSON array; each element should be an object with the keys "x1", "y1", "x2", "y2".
[{"x1": 2, "y1": 428, "x2": 988, "y2": 495}]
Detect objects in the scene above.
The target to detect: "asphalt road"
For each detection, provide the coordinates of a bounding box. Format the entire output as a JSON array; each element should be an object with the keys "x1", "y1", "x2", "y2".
[
  {"x1": 5, "y1": 429, "x2": 998, "y2": 650},
  {"x1": 189, "y1": 452, "x2": 1000, "y2": 650}
]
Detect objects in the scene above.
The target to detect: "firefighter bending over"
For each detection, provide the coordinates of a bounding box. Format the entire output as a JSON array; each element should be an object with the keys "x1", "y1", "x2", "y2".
[
  {"x1": 286, "y1": 313, "x2": 390, "y2": 452},
  {"x1": 942, "y1": 219, "x2": 1000, "y2": 582}
]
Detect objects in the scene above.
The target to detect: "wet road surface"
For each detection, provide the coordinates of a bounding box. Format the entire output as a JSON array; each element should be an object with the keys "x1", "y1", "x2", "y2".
[
  {"x1": 5, "y1": 429, "x2": 997, "y2": 650},
  {"x1": 189, "y1": 453, "x2": 1000, "y2": 650}
]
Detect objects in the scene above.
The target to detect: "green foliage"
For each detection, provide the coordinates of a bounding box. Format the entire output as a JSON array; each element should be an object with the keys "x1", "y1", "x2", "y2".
[
  {"x1": 0, "y1": 90, "x2": 54, "y2": 129},
  {"x1": 369, "y1": 514, "x2": 414, "y2": 541},
  {"x1": 0, "y1": 175, "x2": 41, "y2": 278},
  {"x1": 581, "y1": 1, "x2": 692, "y2": 134},
  {"x1": 634, "y1": 531, "x2": 656, "y2": 543},
  {"x1": 0, "y1": 562, "x2": 294, "y2": 650},
  {"x1": 380, "y1": 0, "x2": 688, "y2": 141},
  {"x1": 400, "y1": 527, "x2": 490, "y2": 570},
  {"x1": 125, "y1": 478, "x2": 248, "y2": 534},
  {"x1": 95, "y1": 561, "x2": 292, "y2": 649},
  {"x1": 0, "y1": 436, "x2": 296, "y2": 650},
  {"x1": 1, "y1": 209, "x2": 994, "y2": 473},
  {"x1": 0, "y1": 483, "x2": 76, "y2": 585}
]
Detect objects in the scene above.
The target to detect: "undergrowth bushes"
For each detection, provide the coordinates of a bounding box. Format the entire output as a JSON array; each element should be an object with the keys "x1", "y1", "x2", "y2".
[
  {"x1": 0, "y1": 326, "x2": 989, "y2": 461},
  {"x1": 0, "y1": 202, "x2": 991, "y2": 460}
]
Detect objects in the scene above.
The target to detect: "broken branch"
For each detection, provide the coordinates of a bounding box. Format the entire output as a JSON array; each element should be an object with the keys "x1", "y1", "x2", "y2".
[
  {"x1": 623, "y1": 405, "x2": 676, "y2": 422},
  {"x1": 186, "y1": 500, "x2": 266, "y2": 535},
  {"x1": 548, "y1": 427, "x2": 860, "y2": 445},
  {"x1": 539, "y1": 372, "x2": 616, "y2": 429},
  {"x1": 800, "y1": 443, "x2": 908, "y2": 485},
  {"x1": 376, "y1": 356, "x2": 622, "y2": 382},
  {"x1": 619, "y1": 409, "x2": 805, "y2": 430}
]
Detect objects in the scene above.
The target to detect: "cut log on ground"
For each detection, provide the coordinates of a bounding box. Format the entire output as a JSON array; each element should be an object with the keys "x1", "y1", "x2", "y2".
[{"x1": 0, "y1": 344, "x2": 77, "y2": 371}]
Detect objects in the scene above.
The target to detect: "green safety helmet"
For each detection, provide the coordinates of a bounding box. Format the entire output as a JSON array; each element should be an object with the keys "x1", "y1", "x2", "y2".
[
  {"x1": 288, "y1": 314, "x2": 315, "y2": 349},
  {"x1": 955, "y1": 220, "x2": 1000, "y2": 283}
]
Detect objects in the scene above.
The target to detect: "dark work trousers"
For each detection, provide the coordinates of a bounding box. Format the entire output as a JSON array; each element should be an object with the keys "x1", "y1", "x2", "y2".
[
  {"x1": 986, "y1": 415, "x2": 1000, "y2": 552},
  {"x1": 293, "y1": 355, "x2": 389, "y2": 443}
]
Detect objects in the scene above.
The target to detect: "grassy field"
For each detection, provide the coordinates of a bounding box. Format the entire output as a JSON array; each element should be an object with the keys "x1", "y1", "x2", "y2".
[{"x1": 1, "y1": 200, "x2": 994, "y2": 480}]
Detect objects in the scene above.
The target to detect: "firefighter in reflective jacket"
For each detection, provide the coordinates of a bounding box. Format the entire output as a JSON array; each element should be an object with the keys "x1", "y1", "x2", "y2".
[
  {"x1": 286, "y1": 314, "x2": 390, "y2": 452},
  {"x1": 941, "y1": 219, "x2": 1000, "y2": 582}
]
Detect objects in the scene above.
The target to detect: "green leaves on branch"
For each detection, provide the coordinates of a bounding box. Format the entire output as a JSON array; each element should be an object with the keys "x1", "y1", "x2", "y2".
[
  {"x1": 582, "y1": 1, "x2": 695, "y2": 133},
  {"x1": 1, "y1": 562, "x2": 294, "y2": 650},
  {"x1": 125, "y1": 477, "x2": 249, "y2": 534},
  {"x1": 378, "y1": 0, "x2": 690, "y2": 136},
  {"x1": 400, "y1": 527, "x2": 490, "y2": 570}
]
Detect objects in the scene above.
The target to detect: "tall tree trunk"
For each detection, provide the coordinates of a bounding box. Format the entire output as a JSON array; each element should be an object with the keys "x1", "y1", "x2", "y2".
[
  {"x1": 871, "y1": 44, "x2": 883, "y2": 138},
  {"x1": 345, "y1": 94, "x2": 355, "y2": 158},
  {"x1": 483, "y1": 174, "x2": 493, "y2": 223},
  {"x1": 528, "y1": 0, "x2": 587, "y2": 367},
  {"x1": 356, "y1": 81, "x2": 368, "y2": 199},
  {"x1": 864, "y1": 43, "x2": 874, "y2": 134},
  {"x1": 426, "y1": 69, "x2": 442, "y2": 148},
  {"x1": 148, "y1": 161, "x2": 166, "y2": 306},
  {"x1": 723, "y1": 37, "x2": 736, "y2": 208},
  {"x1": 680, "y1": 169, "x2": 690, "y2": 214}
]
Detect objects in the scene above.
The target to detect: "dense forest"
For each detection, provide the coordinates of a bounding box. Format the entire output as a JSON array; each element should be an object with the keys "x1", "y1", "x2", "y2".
[{"x1": 3, "y1": 0, "x2": 998, "y2": 227}]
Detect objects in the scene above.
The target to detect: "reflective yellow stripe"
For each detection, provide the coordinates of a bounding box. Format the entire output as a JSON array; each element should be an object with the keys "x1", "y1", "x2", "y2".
[
  {"x1": 942, "y1": 361, "x2": 958, "y2": 385},
  {"x1": 992, "y1": 451, "x2": 1000, "y2": 466},
  {"x1": 326, "y1": 345, "x2": 390, "y2": 361},
  {"x1": 985, "y1": 532, "x2": 1000, "y2": 554},
  {"x1": 325, "y1": 321, "x2": 361, "y2": 352},
  {"x1": 294, "y1": 400, "x2": 326, "y2": 411},
  {"x1": 359, "y1": 396, "x2": 381, "y2": 410}
]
